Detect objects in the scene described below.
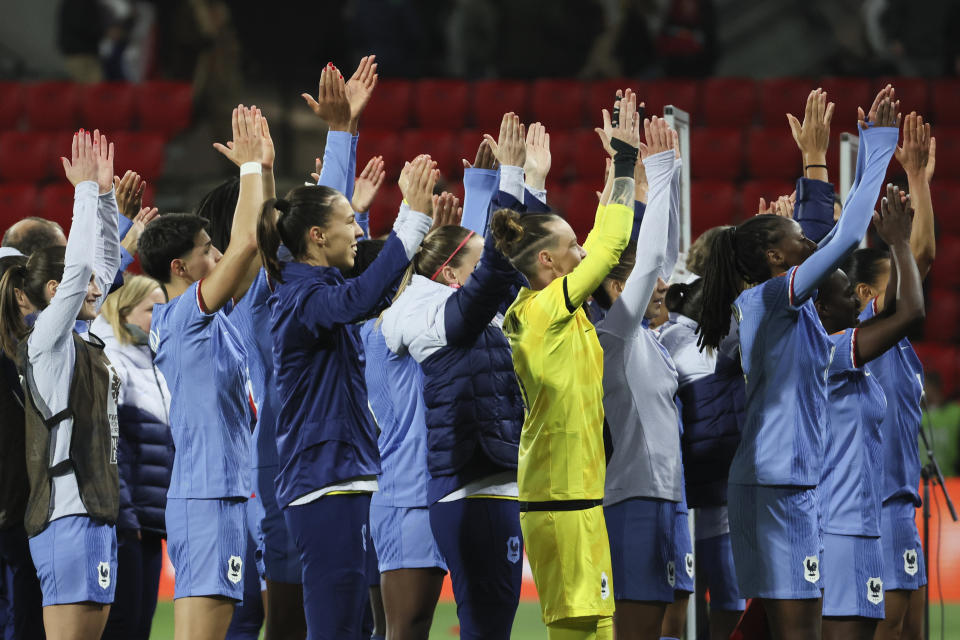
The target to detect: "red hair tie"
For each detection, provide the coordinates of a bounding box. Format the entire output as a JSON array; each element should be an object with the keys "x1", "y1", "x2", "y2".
[{"x1": 431, "y1": 231, "x2": 475, "y2": 282}]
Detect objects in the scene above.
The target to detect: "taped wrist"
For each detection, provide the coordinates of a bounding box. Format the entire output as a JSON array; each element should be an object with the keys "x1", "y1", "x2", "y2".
[{"x1": 610, "y1": 138, "x2": 638, "y2": 178}]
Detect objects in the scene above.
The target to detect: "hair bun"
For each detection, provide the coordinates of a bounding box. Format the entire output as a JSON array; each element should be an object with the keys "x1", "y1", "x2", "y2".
[
  {"x1": 274, "y1": 198, "x2": 291, "y2": 214},
  {"x1": 491, "y1": 209, "x2": 525, "y2": 252}
]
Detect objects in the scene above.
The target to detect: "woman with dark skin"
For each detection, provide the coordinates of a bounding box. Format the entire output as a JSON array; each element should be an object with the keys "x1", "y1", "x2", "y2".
[{"x1": 814, "y1": 186, "x2": 925, "y2": 640}]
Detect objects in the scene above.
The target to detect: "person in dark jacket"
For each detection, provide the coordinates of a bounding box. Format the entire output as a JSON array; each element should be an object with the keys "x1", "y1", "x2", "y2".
[
  {"x1": 92, "y1": 275, "x2": 171, "y2": 640},
  {"x1": 257, "y1": 156, "x2": 435, "y2": 639}
]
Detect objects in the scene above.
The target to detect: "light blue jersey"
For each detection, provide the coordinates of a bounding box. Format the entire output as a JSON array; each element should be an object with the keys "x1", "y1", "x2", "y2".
[
  {"x1": 151, "y1": 281, "x2": 253, "y2": 499},
  {"x1": 232, "y1": 270, "x2": 280, "y2": 470},
  {"x1": 822, "y1": 328, "x2": 887, "y2": 536},
  {"x1": 860, "y1": 300, "x2": 924, "y2": 505},
  {"x1": 359, "y1": 318, "x2": 430, "y2": 508},
  {"x1": 729, "y1": 266, "x2": 834, "y2": 486}
]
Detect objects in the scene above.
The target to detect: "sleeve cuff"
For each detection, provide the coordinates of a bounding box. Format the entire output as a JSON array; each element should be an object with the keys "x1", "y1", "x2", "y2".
[
  {"x1": 525, "y1": 185, "x2": 547, "y2": 203},
  {"x1": 499, "y1": 165, "x2": 525, "y2": 203},
  {"x1": 75, "y1": 181, "x2": 98, "y2": 198}
]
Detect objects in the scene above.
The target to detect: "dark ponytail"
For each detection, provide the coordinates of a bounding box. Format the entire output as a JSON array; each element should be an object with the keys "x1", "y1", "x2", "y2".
[
  {"x1": 257, "y1": 185, "x2": 342, "y2": 283},
  {"x1": 0, "y1": 247, "x2": 65, "y2": 357},
  {"x1": 490, "y1": 209, "x2": 562, "y2": 277},
  {"x1": 697, "y1": 214, "x2": 789, "y2": 350},
  {"x1": 665, "y1": 278, "x2": 704, "y2": 320},
  {"x1": 841, "y1": 247, "x2": 890, "y2": 288}
]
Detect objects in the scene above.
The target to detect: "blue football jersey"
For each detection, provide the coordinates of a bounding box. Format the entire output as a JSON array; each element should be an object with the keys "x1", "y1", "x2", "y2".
[
  {"x1": 822, "y1": 328, "x2": 887, "y2": 536},
  {"x1": 729, "y1": 266, "x2": 834, "y2": 486},
  {"x1": 151, "y1": 281, "x2": 252, "y2": 499}
]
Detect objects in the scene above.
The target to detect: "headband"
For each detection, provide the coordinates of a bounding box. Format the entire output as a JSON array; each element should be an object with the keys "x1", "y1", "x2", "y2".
[{"x1": 431, "y1": 231, "x2": 475, "y2": 282}]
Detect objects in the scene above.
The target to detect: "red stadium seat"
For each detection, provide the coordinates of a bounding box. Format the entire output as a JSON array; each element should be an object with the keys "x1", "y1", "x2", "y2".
[
  {"x1": 643, "y1": 79, "x2": 699, "y2": 120},
  {"x1": 818, "y1": 77, "x2": 872, "y2": 127},
  {"x1": 931, "y1": 79, "x2": 960, "y2": 124},
  {"x1": 746, "y1": 126, "x2": 802, "y2": 181},
  {"x1": 0, "y1": 184, "x2": 39, "y2": 226},
  {"x1": 690, "y1": 128, "x2": 743, "y2": 181},
  {"x1": 564, "y1": 182, "x2": 601, "y2": 241},
  {"x1": 584, "y1": 79, "x2": 634, "y2": 126},
  {"x1": 135, "y1": 81, "x2": 193, "y2": 135},
  {"x1": 691, "y1": 180, "x2": 739, "y2": 237},
  {"x1": 400, "y1": 130, "x2": 459, "y2": 180},
  {"x1": 930, "y1": 235, "x2": 960, "y2": 291},
  {"x1": 924, "y1": 290, "x2": 960, "y2": 343},
  {"x1": 740, "y1": 179, "x2": 796, "y2": 217},
  {"x1": 531, "y1": 80, "x2": 585, "y2": 130},
  {"x1": 933, "y1": 180, "x2": 960, "y2": 235},
  {"x1": 699, "y1": 78, "x2": 756, "y2": 128},
  {"x1": 455, "y1": 129, "x2": 484, "y2": 168},
  {"x1": 0, "y1": 83, "x2": 24, "y2": 130},
  {"x1": 357, "y1": 129, "x2": 401, "y2": 181},
  {"x1": 111, "y1": 132, "x2": 166, "y2": 180},
  {"x1": 368, "y1": 183, "x2": 401, "y2": 237},
  {"x1": 0, "y1": 131, "x2": 56, "y2": 182},
  {"x1": 912, "y1": 342, "x2": 959, "y2": 395},
  {"x1": 877, "y1": 77, "x2": 930, "y2": 118},
  {"x1": 80, "y1": 83, "x2": 136, "y2": 131},
  {"x1": 25, "y1": 82, "x2": 81, "y2": 131},
  {"x1": 758, "y1": 77, "x2": 815, "y2": 128},
  {"x1": 929, "y1": 126, "x2": 960, "y2": 180},
  {"x1": 362, "y1": 80, "x2": 413, "y2": 130},
  {"x1": 36, "y1": 184, "x2": 77, "y2": 232},
  {"x1": 414, "y1": 80, "x2": 469, "y2": 129},
  {"x1": 570, "y1": 129, "x2": 607, "y2": 186},
  {"x1": 471, "y1": 80, "x2": 530, "y2": 133},
  {"x1": 547, "y1": 128, "x2": 578, "y2": 182}
]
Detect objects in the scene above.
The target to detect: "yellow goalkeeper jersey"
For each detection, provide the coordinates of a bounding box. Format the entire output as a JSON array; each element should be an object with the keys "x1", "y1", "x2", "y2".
[{"x1": 503, "y1": 202, "x2": 633, "y2": 503}]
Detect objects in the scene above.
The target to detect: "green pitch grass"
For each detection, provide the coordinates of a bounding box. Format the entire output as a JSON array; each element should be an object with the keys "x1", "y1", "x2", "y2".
[{"x1": 149, "y1": 600, "x2": 960, "y2": 639}]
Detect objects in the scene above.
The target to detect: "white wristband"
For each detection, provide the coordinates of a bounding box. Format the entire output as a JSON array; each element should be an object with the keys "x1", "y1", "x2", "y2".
[{"x1": 240, "y1": 162, "x2": 262, "y2": 176}]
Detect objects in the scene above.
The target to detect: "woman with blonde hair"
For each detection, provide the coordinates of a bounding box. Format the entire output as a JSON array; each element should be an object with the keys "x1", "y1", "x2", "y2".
[{"x1": 91, "y1": 275, "x2": 172, "y2": 640}]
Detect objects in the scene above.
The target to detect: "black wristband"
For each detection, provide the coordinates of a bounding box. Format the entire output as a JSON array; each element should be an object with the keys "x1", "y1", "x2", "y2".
[
  {"x1": 805, "y1": 164, "x2": 827, "y2": 170},
  {"x1": 610, "y1": 138, "x2": 638, "y2": 178}
]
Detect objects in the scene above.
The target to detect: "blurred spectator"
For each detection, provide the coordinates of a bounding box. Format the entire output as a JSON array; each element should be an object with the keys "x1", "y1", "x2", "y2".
[
  {"x1": 864, "y1": 0, "x2": 950, "y2": 76},
  {"x1": 655, "y1": 0, "x2": 718, "y2": 76},
  {"x1": 921, "y1": 371, "x2": 960, "y2": 476},
  {"x1": 58, "y1": 0, "x2": 104, "y2": 82},
  {"x1": 448, "y1": 0, "x2": 498, "y2": 78},
  {"x1": 1, "y1": 218, "x2": 67, "y2": 257}
]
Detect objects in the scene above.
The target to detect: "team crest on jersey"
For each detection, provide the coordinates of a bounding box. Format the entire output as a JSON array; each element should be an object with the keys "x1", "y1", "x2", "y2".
[
  {"x1": 685, "y1": 552, "x2": 695, "y2": 578},
  {"x1": 666, "y1": 561, "x2": 676, "y2": 587},
  {"x1": 227, "y1": 555, "x2": 242, "y2": 584},
  {"x1": 97, "y1": 561, "x2": 110, "y2": 588},
  {"x1": 803, "y1": 555, "x2": 820, "y2": 583},
  {"x1": 867, "y1": 577, "x2": 884, "y2": 605},
  {"x1": 600, "y1": 572, "x2": 610, "y2": 600},
  {"x1": 904, "y1": 549, "x2": 919, "y2": 576},
  {"x1": 507, "y1": 536, "x2": 521, "y2": 564}
]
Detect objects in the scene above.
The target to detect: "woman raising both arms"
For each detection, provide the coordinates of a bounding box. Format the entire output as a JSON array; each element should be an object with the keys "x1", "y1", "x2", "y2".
[{"x1": 494, "y1": 90, "x2": 641, "y2": 640}]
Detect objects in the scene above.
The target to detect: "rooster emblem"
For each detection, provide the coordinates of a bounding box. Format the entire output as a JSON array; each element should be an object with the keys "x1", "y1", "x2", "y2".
[
  {"x1": 867, "y1": 577, "x2": 883, "y2": 604},
  {"x1": 227, "y1": 555, "x2": 242, "y2": 584},
  {"x1": 904, "y1": 549, "x2": 918, "y2": 576},
  {"x1": 507, "y1": 536, "x2": 521, "y2": 564},
  {"x1": 97, "y1": 561, "x2": 110, "y2": 588},
  {"x1": 803, "y1": 555, "x2": 820, "y2": 583},
  {"x1": 666, "y1": 561, "x2": 676, "y2": 587}
]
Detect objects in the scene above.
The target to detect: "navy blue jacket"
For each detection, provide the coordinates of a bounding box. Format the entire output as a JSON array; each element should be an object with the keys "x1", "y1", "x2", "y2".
[
  {"x1": 269, "y1": 233, "x2": 412, "y2": 507},
  {"x1": 793, "y1": 177, "x2": 837, "y2": 243},
  {"x1": 381, "y1": 240, "x2": 525, "y2": 484},
  {"x1": 678, "y1": 350, "x2": 745, "y2": 508}
]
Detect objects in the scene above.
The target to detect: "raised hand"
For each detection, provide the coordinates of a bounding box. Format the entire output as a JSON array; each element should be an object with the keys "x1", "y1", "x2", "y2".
[
  {"x1": 351, "y1": 156, "x2": 386, "y2": 212},
  {"x1": 874, "y1": 184, "x2": 913, "y2": 245},
  {"x1": 260, "y1": 114, "x2": 275, "y2": 170},
  {"x1": 787, "y1": 88, "x2": 835, "y2": 159},
  {"x1": 310, "y1": 156, "x2": 323, "y2": 183},
  {"x1": 214, "y1": 105, "x2": 266, "y2": 165},
  {"x1": 344, "y1": 55, "x2": 378, "y2": 129},
  {"x1": 858, "y1": 85, "x2": 900, "y2": 129},
  {"x1": 895, "y1": 112, "x2": 932, "y2": 180},
  {"x1": 430, "y1": 192, "x2": 463, "y2": 231},
  {"x1": 93, "y1": 130, "x2": 115, "y2": 195},
  {"x1": 608, "y1": 89, "x2": 641, "y2": 150},
  {"x1": 400, "y1": 156, "x2": 439, "y2": 215},
  {"x1": 483, "y1": 112, "x2": 526, "y2": 167},
  {"x1": 523, "y1": 122, "x2": 551, "y2": 190},
  {"x1": 399, "y1": 154, "x2": 431, "y2": 195},
  {"x1": 62, "y1": 129, "x2": 98, "y2": 186},
  {"x1": 641, "y1": 116, "x2": 674, "y2": 159},
  {"x1": 926, "y1": 137, "x2": 936, "y2": 183},
  {"x1": 301, "y1": 66, "x2": 352, "y2": 132},
  {"x1": 462, "y1": 139, "x2": 498, "y2": 170},
  {"x1": 758, "y1": 195, "x2": 793, "y2": 218},
  {"x1": 113, "y1": 170, "x2": 145, "y2": 219},
  {"x1": 120, "y1": 206, "x2": 159, "y2": 255},
  {"x1": 634, "y1": 153, "x2": 648, "y2": 202}
]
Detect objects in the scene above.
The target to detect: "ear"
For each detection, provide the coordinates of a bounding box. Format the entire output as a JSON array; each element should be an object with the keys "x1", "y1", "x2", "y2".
[
  {"x1": 855, "y1": 282, "x2": 876, "y2": 303},
  {"x1": 536, "y1": 248, "x2": 554, "y2": 271},
  {"x1": 765, "y1": 247, "x2": 785, "y2": 271},
  {"x1": 309, "y1": 226, "x2": 325, "y2": 247},
  {"x1": 612, "y1": 280, "x2": 625, "y2": 295},
  {"x1": 170, "y1": 258, "x2": 187, "y2": 279},
  {"x1": 44, "y1": 279, "x2": 59, "y2": 301},
  {"x1": 438, "y1": 264, "x2": 458, "y2": 286}
]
